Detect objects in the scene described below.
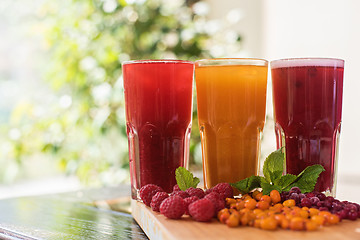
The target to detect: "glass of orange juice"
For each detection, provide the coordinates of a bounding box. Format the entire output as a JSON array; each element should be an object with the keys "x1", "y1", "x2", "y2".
[{"x1": 195, "y1": 58, "x2": 268, "y2": 189}]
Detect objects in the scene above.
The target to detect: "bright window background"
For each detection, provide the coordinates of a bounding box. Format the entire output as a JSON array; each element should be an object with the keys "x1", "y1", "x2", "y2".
[{"x1": 1, "y1": 0, "x2": 359, "y2": 202}]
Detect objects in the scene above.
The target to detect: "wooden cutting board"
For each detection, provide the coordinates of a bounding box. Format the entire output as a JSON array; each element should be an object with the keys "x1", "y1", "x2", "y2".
[{"x1": 131, "y1": 200, "x2": 360, "y2": 240}]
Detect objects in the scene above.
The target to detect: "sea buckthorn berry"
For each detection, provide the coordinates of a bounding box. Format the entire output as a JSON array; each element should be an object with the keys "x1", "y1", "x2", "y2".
[
  {"x1": 280, "y1": 218, "x2": 290, "y2": 229},
  {"x1": 290, "y1": 217, "x2": 304, "y2": 231},
  {"x1": 273, "y1": 203, "x2": 283, "y2": 210},
  {"x1": 242, "y1": 194, "x2": 252, "y2": 200},
  {"x1": 274, "y1": 214, "x2": 286, "y2": 225},
  {"x1": 260, "y1": 217, "x2": 277, "y2": 230},
  {"x1": 305, "y1": 220, "x2": 319, "y2": 231},
  {"x1": 226, "y1": 213, "x2": 240, "y2": 227},
  {"x1": 217, "y1": 208, "x2": 229, "y2": 219},
  {"x1": 283, "y1": 199, "x2": 296, "y2": 208},
  {"x1": 319, "y1": 211, "x2": 332, "y2": 224},
  {"x1": 235, "y1": 201, "x2": 245, "y2": 210},
  {"x1": 254, "y1": 192, "x2": 263, "y2": 201},
  {"x1": 229, "y1": 208, "x2": 237, "y2": 214},
  {"x1": 301, "y1": 207, "x2": 309, "y2": 211},
  {"x1": 267, "y1": 210, "x2": 276, "y2": 217},
  {"x1": 254, "y1": 219, "x2": 262, "y2": 228},
  {"x1": 282, "y1": 206, "x2": 291, "y2": 214},
  {"x1": 270, "y1": 190, "x2": 281, "y2": 204},
  {"x1": 328, "y1": 214, "x2": 340, "y2": 224},
  {"x1": 260, "y1": 195, "x2": 272, "y2": 204},
  {"x1": 226, "y1": 198, "x2": 237, "y2": 205},
  {"x1": 245, "y1": 198, "x2": 257, "y2": 210},
  {"x1": 309, "y1": 208, "x2": 320, "y2": 217},
  {"x1": 256, "y1": 200, "x2": 270, "y2": 210},
  {"x1": 240, "y1": 208, "x2": 251, "y2": 215},
  {"x1": 299, "y1": 210, "x2": 309, "y2": 219},
  {"x1": 252, "y1": 208, "x2": 262, "y2": 215},
  {"x1": 240, "y1": 213, "x2": 251, "y2": 226},
  {"x1": 252, "y1": 190, "x2": 261, "y2": 198},
  {"x1": 311, "y1": 215, "x2": 325, "y2": 226},
  {"x1": 218, "y1": 210, "x2": 230, "y2": 224},
  {"x1": 256, "y1": 211, "x2": 267, "y2": 220},
  {"x1": 229, "y1": 203, "x2": 237, "y2": 209},
  {"x1": 290, "y1": 208, "x2": 301, "y2": 217},
  {"x1": 285, "y1": 213, "x2": 294, "y2": 221}
]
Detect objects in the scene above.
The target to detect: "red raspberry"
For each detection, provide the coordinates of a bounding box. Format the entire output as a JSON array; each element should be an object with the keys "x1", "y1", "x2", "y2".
[
  {"x1": 139, "y1": 184, "x2": 163, "y2": 206},
  {"x1": 205, "y1": 188, "x2": 213, "y2": 195},
  {"x1": 183, "y1": 196, "x2": 199, "y2": 215},
  {"x1": 212, "y1": 183, "x2": 233, "y2": 199},
  {"x1": 170, "y1": 190, "x2": 190, "y2": 199},
  {"x1": 204, "y1": 192, "x2": 225, "y2": 216},
  {"x1": 185, "y1": 187, "x2": 205, "y2": 199},
  {"x1": 188, "y1": 198, "x2": 215, "y2": 222},
  {"x1": 150, "y1": 192, "x2": 169, "y2": 212},
  {"x1": 160, "y1": 196, "x2": 186, "y2": 219},
  {"x1": 173, "y1": 184, "x2": 181, "y2": 192}
]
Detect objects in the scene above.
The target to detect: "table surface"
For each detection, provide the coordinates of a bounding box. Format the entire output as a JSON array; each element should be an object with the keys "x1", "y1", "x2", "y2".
[
  {"x1": 1, "y1": 175, "x2": 360, "y2": 240},
  {"x1": 0, "y1": 186, "x2": 148, "y2": 240}
]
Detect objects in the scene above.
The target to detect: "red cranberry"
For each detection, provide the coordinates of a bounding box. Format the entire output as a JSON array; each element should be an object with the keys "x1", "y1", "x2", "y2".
[
  {"x1": 306, "y1": 192, "x2": 315, "y2": 198},
  {"x1": 301, "y1": 198, "x2": 312, "y2": 208},
  {"x1": 324, "y1": 200, "x2": 332, "y2": 209},
  {"x1": 289, "y1": 187, "x2": 301, "y2": 194},
  {"x1": 348, "y1": 210, "x2": 358, "y2": 220},
  {"x1": 319, "y1": 207, "x2": 329, "y2": 211},
  {"x1": 345, "y1": 204, "x2": 358, "y2": 212},
  {"x1": 310, "y1": 197, "x2": 320, "y2": 205},
  {"x1": 317, "y1": 193, "x2": 326, "y2": 201},
  {"x1": 289, "y1": 193, "x2": 300, "y2": 203},
  {"x1": 336, "y1": 210, "x2": 347, "y2": 220}
]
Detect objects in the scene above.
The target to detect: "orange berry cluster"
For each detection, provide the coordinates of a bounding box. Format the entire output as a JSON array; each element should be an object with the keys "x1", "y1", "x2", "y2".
[{"x1": 217, "y1": 190, "x2": 340, "y2": 231}]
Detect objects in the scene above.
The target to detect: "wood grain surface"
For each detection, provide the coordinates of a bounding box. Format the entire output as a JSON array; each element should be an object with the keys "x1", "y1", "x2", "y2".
[{"x1": 132, "y1": 200, "x2": 360, "y2": 240}]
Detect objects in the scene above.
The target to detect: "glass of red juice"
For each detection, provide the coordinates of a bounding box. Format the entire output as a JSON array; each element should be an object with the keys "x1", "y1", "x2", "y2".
[
  {"x1": 271, "y1": 58, "x2": 344, "y2": 196},
  {"x1": 122, "y1": 60, "x2": 194, "y2": 200}
]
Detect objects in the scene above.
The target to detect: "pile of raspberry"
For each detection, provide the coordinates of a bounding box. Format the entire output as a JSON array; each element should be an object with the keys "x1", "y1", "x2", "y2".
[{"x1": 139, "y1": 183, "x2": 233, "y2": 222}]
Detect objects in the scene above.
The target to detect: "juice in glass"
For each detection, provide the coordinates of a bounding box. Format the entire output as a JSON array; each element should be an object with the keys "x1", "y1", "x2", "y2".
[
  {"x1": 122, "y1": 60, "x2": 194, "y2": 199},
  {"x1": 195, "y1": 59, "x2": 268, "y2": 189},
  {"x1": 271, "y1": 58, "x2": 344, "y2": 195}
]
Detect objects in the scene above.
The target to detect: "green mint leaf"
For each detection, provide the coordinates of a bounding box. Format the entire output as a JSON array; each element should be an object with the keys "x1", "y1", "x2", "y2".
[
  {"x1": 263, "y1": 148, "x2": 284, "y2": 184},
  {"x1": 230, "y1": 176, "x2": 263, "y2": 194},
  {"x1": 276, "y1": 174, "x2": 297, "y2": 191},
  {"x1": 287, "y1": 165, "x2": 325, "y2": 193},
  {"x1": 261, "y1": 182, "x2": 282, "y2": 195},
  {"x1": 175, "y1": 167, "x2": 200, "y2": 191}
]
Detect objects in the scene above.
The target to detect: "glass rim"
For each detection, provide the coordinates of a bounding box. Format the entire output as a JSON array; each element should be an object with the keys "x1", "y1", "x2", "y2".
[
  {"x1": 195, "y1": 58, "x2": 268, "y2": 67},
  {"x1": 271, "y1": 57, "x2": 344, "y2": 69},
  {"x1": 122, "y1": 59, "x2": 193, "y2": 65}
]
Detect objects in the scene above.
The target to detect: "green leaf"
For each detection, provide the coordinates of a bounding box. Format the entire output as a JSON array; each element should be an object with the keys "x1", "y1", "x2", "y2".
[
  {"x1": 175, "y1": 167, "x2": 200, "y2": 191},
  {"x1": 287, "y1": 165, "x2": 325, "y2": 193},
  {"x1": 275, "y1": 174, "x2": 297, "y2": 190},
  {"x1": 230, "y1": 176, "x2": 263, "y2": 194},
  {"x1": 261, "y1": 182, "x2": 282, "y2": 195},
  {"x1": 263, "y1": 148, "x2": 284, "y2": 184}
]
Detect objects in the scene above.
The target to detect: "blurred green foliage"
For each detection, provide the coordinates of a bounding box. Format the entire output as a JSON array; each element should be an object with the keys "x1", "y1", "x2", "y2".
[{"x1": 1, "y1": 0, "x2": 241, "y2": 185}]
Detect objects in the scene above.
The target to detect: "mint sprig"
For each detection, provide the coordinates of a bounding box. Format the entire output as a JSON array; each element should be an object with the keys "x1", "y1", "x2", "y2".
[
  {"x1": 175, "y1": 167, "x2": 200, "y2": 191},
  {"x1": 231, "y1": 148, "x2": 325, "y2": 195}
]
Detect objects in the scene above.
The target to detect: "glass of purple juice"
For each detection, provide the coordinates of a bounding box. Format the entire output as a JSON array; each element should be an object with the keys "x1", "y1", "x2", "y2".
[{"x1": 271, "y1": 58, "x2": 344, "y2": 196}]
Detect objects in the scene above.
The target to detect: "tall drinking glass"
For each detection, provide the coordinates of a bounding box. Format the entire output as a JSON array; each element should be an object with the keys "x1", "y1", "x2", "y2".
[
  {"x1": 122, "y1": 60, "x2": 194, "y2": 200},
  {"x1": 271, "y1": 58, "x2": 344, "y2": 196},
  {"x1": 195, "y1": 59, "x2": 268, "y2": 189}
]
